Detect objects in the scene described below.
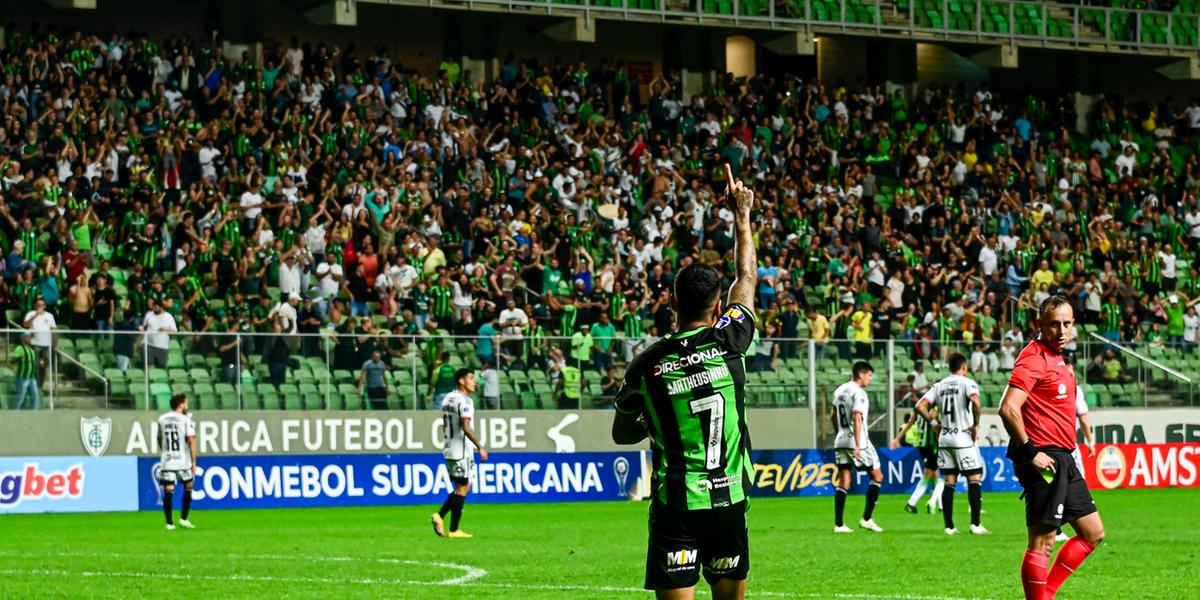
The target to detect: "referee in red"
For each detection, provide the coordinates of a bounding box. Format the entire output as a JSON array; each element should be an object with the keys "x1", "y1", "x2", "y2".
[{"x1": 999, "y1": 297, "x2": 1105, "y2": 600}]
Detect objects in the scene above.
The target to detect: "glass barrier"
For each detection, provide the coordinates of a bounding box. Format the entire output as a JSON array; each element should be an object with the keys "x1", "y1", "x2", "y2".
[{"x1": 1, "y1": 330, "x2": 1192, "y2": 411}]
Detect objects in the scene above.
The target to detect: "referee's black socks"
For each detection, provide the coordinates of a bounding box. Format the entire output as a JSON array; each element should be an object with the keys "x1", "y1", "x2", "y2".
[
  {"x1": 968, "y1": 480, "x2": 982, "y2": 527},
  {"x1": 181, "y1": 487, "x2": 192, "y2": 521},
  {"x1": 863, "y1": 481, "x2": 881, "y2": 520},
  {"x1": 834, "y1": 487, "x2": 847, "y2": 527},
  {"x1": 163, "y1": 490, "x2": 174, "y2": 526},
  {"x1": 942, "y1": 485, "x2": 955, "y2": 529}
]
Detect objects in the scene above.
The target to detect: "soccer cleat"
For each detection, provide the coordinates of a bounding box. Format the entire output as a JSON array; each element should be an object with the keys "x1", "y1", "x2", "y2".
[
  {"x1": 166, "y1": 524, "x2": 175, "y2": 531},
  {"x1": 446, "y1": 530, "x2": 474, "y2": 539},
  {"x1": 430, "y1": 513, "x2": 445, "y2": 537},
  {"x1": 926, "y1": 502, "x2": 940, "y2": 514},
  {"x1": 859, "y1": 519, "x2": 884, "y2": 533},
  {"x1": 904, "y1": 503, "x2": 918, "y2": 514},
  {"x1": 178, "y1": 520, "x2": 195, "y2": 529},
  {"x1": 833, "y1": 525, "x2": 854, "y2": 534},
  {"x1": 1055, "y1": 532, "x2": 1069, "y2": 542},
  {"x1": 945, "y1": 528, "x2": 959, "y2": 536},
  {"x1": 969, "y1": 524, "x2": 991, "y2": 536}
]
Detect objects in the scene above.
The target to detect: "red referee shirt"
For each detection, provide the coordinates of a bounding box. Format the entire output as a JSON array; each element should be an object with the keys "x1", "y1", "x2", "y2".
[{"x1": 1006, "y1": 339, "x2": 1077, "y2": 449}]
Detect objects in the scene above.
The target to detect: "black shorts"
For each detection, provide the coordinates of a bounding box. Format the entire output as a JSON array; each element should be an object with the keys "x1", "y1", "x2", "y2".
[
  {"x1": 1014, "y1": 451, "x2": 1097, "y2": 529},
  {"x1": 918, "y1": 445, "x2": 937, "y2": 471},
  {"x1": 645, "y1": 500, "x2": 750, "y2": 590}
]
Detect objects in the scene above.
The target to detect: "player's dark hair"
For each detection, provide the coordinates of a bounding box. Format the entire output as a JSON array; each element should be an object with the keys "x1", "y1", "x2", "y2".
[
  {"x1": 948, "y1": 353, "x2": 967, "y2": 373},
  {"x1": 673, "y1": 263, "x2": 721, "y2": 323},
  {"x1": 170, "y1": 393, "x2": 187, "y2": 410},
  {"x1": 852, "y1": 361, "x2": 874, "y2": 378},
  {"x1": 1039, "y1": 295, "x2": 1073, "y2": 320},
  {"x1": 454, "y1": 368, "x2": 474, "y2": 385}
]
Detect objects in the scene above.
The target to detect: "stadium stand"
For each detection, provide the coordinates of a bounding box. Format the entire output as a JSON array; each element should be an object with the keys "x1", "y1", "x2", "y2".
[{"x1": 0, "y1": 19, "x2": 1197, "y2": 412}]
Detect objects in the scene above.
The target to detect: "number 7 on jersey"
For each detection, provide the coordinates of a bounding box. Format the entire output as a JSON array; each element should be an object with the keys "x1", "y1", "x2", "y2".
[{"x1": 689, "y1": 394, "x2": 725, "y2": 470}]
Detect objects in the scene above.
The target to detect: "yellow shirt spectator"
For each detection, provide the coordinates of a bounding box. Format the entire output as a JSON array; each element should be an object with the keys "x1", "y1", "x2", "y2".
[
  {"x1": 807, "y1": 313, "x2": 830, "y2": 341},
  {"x1": 850, "y1": 309, "x2": 872, "y2": 341},
  {"x1": 1031, "y1": 268, "x2": 1055, "y2": 289}
]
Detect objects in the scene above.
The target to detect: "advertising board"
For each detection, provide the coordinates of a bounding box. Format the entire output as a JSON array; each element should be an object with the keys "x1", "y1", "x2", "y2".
[{"x1": 0, "y1": 456, "x2": 138, "y2": 514}]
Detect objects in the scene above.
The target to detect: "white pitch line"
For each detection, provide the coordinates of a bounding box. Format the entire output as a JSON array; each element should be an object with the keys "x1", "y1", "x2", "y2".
[
  {"x1": 0, "y1": 552, "x2": 982, "y2": 599},
  {"x1": 0, "y1": 551, "x2": 487, "y2": 586},
  {"x1": 0, "y1": 568, "x2": 980, "y2": 600}
]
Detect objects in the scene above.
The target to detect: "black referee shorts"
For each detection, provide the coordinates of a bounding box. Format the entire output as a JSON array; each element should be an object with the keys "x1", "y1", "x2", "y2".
[
  {"x1": 1014, "y1": 449, "x2": 1097, "y2": 529},
  {"x1": 918, "y1": 445, "x2": 938, "y2": 471},
  {"x1": 644, "y1": 500, "x2": 749, "y2": 590}
]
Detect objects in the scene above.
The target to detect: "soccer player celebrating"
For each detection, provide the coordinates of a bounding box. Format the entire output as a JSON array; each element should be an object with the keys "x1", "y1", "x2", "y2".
[
  {"x1": 916, "y1": 353, "x2": 989, "y2": 535},
  {"x1": 158, "y1": 393, "x2": 197, "y2": 530},
  {"x1": 999, "y1": 297, "x2": 1105, "y2": 600},
  {"x1": 611, "y1": 164, "x2": 756, "y2": 600},
  {"x1": 831, "y1": 361, "x2": 885, "y2": 533},
  {"x1": 431, "y1": 368, "x2": 488, "y2": 539},
  {"x1": 889, "y1": 401, "x2": 944, "y2": 515}
]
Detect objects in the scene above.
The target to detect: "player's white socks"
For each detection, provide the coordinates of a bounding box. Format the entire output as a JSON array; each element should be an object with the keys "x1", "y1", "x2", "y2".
[
  {"x1": 907, "y1": 476, "x2": 930, "y2": 507},
  {"x1": 928, "y1": 478, "x2": 945, "y2": 509}
]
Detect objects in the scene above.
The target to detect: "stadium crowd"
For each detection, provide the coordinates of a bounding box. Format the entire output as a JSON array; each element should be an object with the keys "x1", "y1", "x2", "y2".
[{"x1": 2, "y1": 23, "x2": 1200, "y2": 391}]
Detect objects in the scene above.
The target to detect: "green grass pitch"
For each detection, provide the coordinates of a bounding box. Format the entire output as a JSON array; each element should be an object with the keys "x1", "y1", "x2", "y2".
[{"x1": 0, "y1": 489, "x2": 1195, "y2": 599}]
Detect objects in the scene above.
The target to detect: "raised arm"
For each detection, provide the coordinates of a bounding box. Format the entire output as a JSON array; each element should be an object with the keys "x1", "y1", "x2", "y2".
[{"x1": 723, "y1": 163, "x2": 757, "y2": 309}]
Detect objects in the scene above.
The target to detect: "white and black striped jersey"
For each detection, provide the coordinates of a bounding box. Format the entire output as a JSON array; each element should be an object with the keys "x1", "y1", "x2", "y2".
[
  {"x1": 920, "y1": 374, "x2": 980, "y2": 448},
  {"x1": 158, "y1": 411, "x2": 196, "y2": 471},
  {"x1": 832, "y1": 381, "x2": 869, "y2": 449},
  {"x1": 440, "y1": 391, "x2": 475, "y2": 460}
]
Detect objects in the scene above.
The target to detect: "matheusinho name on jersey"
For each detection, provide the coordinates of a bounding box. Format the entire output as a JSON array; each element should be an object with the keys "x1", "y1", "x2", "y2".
[
  {"x1": 653, "y1": 347, "x2": 728, "y2": 376},
  {"x1": 668, "y1": 364, "x2": 732, "y2": 395}
]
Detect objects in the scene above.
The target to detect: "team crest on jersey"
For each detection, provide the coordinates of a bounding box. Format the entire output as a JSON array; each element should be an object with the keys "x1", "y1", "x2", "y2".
[
  {"x1": 80, "y1": 416, "x2": 112, "y2": 458},
  {"x1": 714, "y1": 306, "x2": 745, "y2": 330}
]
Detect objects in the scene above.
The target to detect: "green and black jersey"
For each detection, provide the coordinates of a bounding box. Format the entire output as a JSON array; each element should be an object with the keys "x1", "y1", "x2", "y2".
[
  {"x1": 616, "y1": 304, "x2": 756, "y2": 510},
  {"x1": 914, "y1": 407, "x2": 937, "y2": 449},
  {"x1": 12, "y1": 344, "x2": 38, "y2": 379}
]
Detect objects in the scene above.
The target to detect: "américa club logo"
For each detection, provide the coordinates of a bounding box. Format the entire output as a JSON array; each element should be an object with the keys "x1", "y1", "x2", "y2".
[{"x1": 80, "y1": 416, "x2": 113, "y2": 458}]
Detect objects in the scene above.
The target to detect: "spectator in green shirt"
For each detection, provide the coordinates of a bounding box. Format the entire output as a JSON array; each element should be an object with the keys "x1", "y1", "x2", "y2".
[{"x1": 591, "y1": 312, "x2": 617, "y2": 372}]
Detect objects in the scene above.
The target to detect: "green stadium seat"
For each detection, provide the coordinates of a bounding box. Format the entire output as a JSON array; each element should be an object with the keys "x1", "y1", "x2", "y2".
[
  {"x1": 259, "y1": 391, "x2": 281, "y2": 409},
  {"x1": 148, "y1": 368, "x2": 169, "y2": 384}
]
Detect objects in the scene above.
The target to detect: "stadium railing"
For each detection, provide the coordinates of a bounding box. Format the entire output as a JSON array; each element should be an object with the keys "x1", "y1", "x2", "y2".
[
  {"x1": 0, "y1": 330, "x2": 1192, "y2": 412},
  {"x1": 393, "y1": 0, "x2": 1200, "y2": 54}
]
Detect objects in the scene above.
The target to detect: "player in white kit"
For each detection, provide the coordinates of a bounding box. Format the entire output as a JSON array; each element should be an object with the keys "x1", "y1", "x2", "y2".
[
  {"x1": 831, "y1": 361, "x2": 884, "y2": 534},
  {"x1": 158, "y1": 394, "x2": 197, "y2": 530},
  {"x1": 1058, "y1": 384, "x2": 1096, "y2": 542},
  {"x1": 916, "y1": 354, "x2": 989, "y2": 536},
  {"x1": 431, "y1": 368, "x2": 489, "y2": 539}
]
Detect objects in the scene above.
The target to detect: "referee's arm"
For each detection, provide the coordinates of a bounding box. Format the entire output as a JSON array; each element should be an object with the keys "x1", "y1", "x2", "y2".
[{"x1": 998, "y1": 386, "x2": 1056, "y2": 473}]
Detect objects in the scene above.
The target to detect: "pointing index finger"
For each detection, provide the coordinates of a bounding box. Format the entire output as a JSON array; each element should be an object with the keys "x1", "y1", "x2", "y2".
[{"x1": 723, "y1": 163, "x2": 734, "y2": 190}]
